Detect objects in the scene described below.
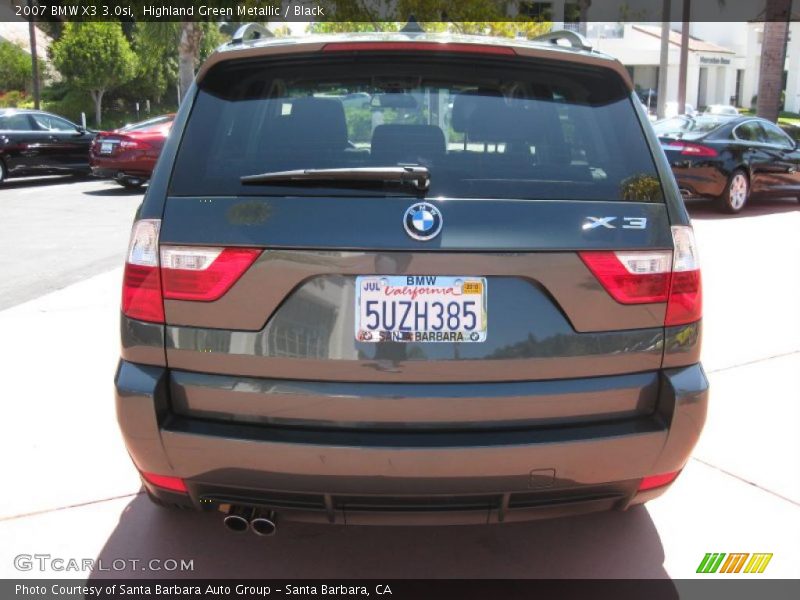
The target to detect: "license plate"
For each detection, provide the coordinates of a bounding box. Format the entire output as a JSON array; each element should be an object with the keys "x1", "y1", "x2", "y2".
[
  {"x1": 99, "y1": 142, "x2": 113, "y2": 154},
  {"x1": 355, "y1": 275, "x2": 487, "y2": 343}
]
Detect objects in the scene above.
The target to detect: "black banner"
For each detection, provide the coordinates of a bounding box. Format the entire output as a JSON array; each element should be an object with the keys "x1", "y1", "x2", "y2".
[
  {"x1": 4, "y1": 579, "x2": 800, "y2": 600},
  {"x1": 5, "y1": 0, "x2": 800, "y2": 23}
]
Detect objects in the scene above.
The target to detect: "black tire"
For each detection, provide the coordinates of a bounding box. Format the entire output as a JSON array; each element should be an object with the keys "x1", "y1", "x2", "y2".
[
  {"x1": 717, "y1": 169, "x2": 749, "y2": 214},
  {"x1": 0, "y1": 159, "x2": 6, "y2": 185},
  {"x1": 144, "y1": 488, "x2": 187, "y2": 510},
  {"x1": 117, "y1": 177, "x2": 145, "y2": 189}
]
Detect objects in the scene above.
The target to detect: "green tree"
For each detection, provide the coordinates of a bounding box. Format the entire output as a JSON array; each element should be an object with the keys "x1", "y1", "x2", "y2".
[
  {"x1": 51, "y1": 22, "x2": 137, "y2": 127},
  {"x1": 132, "y1": 22, "x2": 222, "y2": 103},
  {"x1": 0, "y1": 40, "x2": 41, "y2": 93},
  {"x1": 128, "y1": 23, "x2": 178, "y2": 105}
]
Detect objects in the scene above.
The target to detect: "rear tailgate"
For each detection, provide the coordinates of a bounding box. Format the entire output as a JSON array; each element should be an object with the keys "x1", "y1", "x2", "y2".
[{"x1": 153, "y1": 49, "x2": 686, "y2": 430}]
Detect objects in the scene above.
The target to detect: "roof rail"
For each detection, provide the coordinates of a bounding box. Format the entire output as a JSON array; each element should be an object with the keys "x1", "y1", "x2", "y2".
[
  {"x1": 230, "y1": 23, "x2": 273, "y2": 45},
  {"x1": 532, "y1": 29, "x2": 592, "y2": 52}
]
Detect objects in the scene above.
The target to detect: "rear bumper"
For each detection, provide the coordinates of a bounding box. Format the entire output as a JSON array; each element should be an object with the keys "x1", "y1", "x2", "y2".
[
  {"x1": 90, "y1": 157, "x2": 154, "y2": 180},
  {"x1": 115, "y1": 360, "x2": 709, "y2": 525},
  {"x1": 669, "y1": 163, "x2": 727, "y2": 199}
]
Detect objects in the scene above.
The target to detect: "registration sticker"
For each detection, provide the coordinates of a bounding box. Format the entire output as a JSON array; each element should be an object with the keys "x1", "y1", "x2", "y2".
[{"x1": 355, "y1": 275, "x2": 487, "y2": 343}]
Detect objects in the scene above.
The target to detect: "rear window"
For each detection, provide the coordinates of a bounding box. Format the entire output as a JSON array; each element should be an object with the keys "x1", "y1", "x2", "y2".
[
  {"x1": 170, "y1": 53, "x2": 662, "y2": 202},
  {"x1": 121, "y1": 115, "x2": 173, "y2": 132},
  {"x1": 653, "y1": 116, "x2": 729, "y2": 140}
]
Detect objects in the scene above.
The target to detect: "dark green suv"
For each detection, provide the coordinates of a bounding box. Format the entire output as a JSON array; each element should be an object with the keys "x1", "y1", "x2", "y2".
[{"x1": 115, "y1": 27, "x2": 707, "y2": 534}]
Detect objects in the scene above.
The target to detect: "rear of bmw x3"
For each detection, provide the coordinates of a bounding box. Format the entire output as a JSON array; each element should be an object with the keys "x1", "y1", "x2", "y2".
[{"x1": 115, "y1": 32, "x2": 708, "y2": 527}]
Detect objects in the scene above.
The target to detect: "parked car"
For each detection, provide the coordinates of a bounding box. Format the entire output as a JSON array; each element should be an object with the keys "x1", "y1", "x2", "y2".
[
  {"x1": 663, "y1": 101, "x2": 697, "y2": 118},
  {"x1": 0, "y1": 108, "x2": 94, "y2": 184},
  {"x1": 654, "y1": 115, "x2": 800, "y2": 212},
  {"x1": 116, "y1": 28, "x2": 707, "y2": 531},
  {"x1": 703, "y1": 104, "x2": 739, "y2": 117},
  {"x1": 89, "y1": 114, "x2": 174, "y2": 189}
]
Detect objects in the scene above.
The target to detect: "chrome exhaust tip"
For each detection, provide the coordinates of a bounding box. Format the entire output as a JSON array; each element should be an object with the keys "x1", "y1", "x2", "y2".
[
  {"x1": 223, "y1": 505, "x2": 254, "y2": 533},
  {"x1": 250, "y1": 509, "x2": 278, "y2": 537}
]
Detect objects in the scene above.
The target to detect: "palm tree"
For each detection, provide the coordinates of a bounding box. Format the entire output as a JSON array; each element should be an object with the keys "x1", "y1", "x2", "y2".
[
  {"x1": 26, "y1": 0, "x2": 41, "y2": 109},
  {"x1": 656, "y1": 0, "x2": 672, "y2": 119},
  {"x1": 178, "y1": 22, "x2": 203, "y2": 102},
  {"x1": 676, "y1": 0, "x2": 691, "y2": 114},
  {"x1": 756, "y1": 0, "x2": 792, "y2": 123}
]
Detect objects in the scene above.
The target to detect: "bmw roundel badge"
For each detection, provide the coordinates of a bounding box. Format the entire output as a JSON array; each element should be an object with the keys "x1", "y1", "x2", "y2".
[{"x1": 403, "y1": 202, "x2": 443, "y2": 241}]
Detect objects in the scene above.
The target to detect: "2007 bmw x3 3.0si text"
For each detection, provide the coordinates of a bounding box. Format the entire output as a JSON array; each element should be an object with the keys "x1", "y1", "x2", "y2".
[{"x1": 114, "y1": 27, "x2": 708, "y2": 530}]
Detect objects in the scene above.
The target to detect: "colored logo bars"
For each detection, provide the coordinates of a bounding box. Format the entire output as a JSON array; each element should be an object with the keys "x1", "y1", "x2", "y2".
[{"x1": 696, "y1": 553, "x2": 773, "y2": 574}]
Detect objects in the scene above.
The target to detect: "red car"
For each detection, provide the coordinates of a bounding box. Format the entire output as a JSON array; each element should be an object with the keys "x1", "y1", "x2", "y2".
[{"x1": 89, "y1": 114, "x2": 174, "y2": 188}]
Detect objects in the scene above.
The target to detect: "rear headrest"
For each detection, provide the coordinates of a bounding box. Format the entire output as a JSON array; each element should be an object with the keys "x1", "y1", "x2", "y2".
[
  {"x1": 452, "y1": 92, "x2": 540, "y2": 143},
  {"x1": 276, "y1": 97, "x2": 348, "y2": 148},
  {"x1": 370, "y1": 124, "x2": 446, "y2": 165},
  {"x1": 451, "y1": 90, "x2": 503, "y2": 133}
]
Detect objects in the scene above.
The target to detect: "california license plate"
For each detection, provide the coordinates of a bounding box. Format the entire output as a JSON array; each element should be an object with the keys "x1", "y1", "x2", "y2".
[
  {"x1": 355, "y1": 276, "x2": 487, "y2": 343},
  {"x1": 100, "y1": 142, "x2": 113, "y2": 154}
]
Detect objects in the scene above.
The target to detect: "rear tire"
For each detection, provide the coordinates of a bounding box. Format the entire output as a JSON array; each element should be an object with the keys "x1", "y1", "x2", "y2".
[
  {"x1": 117, "y1": 177, "x2": 145, "y2": 189},
  {"x1": 717, "y1": 169, "x2": 749, "y2": 213},
  {"x1": 0, "y1": 159, "x2": 6, "y2": 185},
  {"x1": 144, "y1": 488, "x2": 187, "y2": 510}
]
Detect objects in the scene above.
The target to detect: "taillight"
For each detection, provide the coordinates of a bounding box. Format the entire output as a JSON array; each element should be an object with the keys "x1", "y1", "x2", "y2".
[
  {"x1": 122, "y1": 219, "x2": 163, "y2": 323},
  {"x1": 119, "y1": 137, "x2": 150, "y2": 150},
  {"x1": 140, "y1": 471, "x2": 188, "y2": 493},
  {"x1": 122, "y1": 221, "x2": 261, "y2": 321},
  {"x1": 160, "y1": 246, "x2": 261, "y2": 301},
  {"x1": 665, "y1": 226, "x2": 702, "y2": 326},
  {"x1": 579, "y1": 225, "x2": 701, "y2": 326},
  {"x1": 663, "y1": 141, "x2": 718, "y2": 157},
  {"x1": 579, "y1": 251, "x2": 672, "y2": 304},
  {"x1": 638, "y1": 470, "x2": 681, "y2": 491}
]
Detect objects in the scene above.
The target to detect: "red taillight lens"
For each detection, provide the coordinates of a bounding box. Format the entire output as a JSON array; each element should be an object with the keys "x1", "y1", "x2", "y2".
[
  {"x1": 638, "y1": 470, "x2": 681, "y2": 491},
  {"x1": 122, "y1": 222, "x2": 261, "y2": 320},
  {"x1": 579, "y1": 226, "x2": 701, "y2": 326},
  {"x1": 160, "y1": 246, "x2": 261, "y2": 301},
  {"x1": 141, "y1": 471, "x2": 188, "y2": 493},
  {"x1": 579, "y1": 251, "x2": 672, "y2": 304},
  {"x1": 122, "y1": 219, "x2": 164, "y2": 323},
  {"x1": 664, "y1": 141, "x2": 718, "y2": 157},
  {"x1": 122, "y1": 263, "x2": 163, "y2": 322},
  {"x1": 119, "y1": 136, "x2": 151, "y2": 150},
  {"x1": 322, "y1": 41, "x2": 516, "y2": 55}
]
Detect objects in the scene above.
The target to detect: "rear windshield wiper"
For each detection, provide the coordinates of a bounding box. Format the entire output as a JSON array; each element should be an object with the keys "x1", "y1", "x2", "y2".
[{"x1": 240, "y1": 166, "x2": 430, "y2": 192}]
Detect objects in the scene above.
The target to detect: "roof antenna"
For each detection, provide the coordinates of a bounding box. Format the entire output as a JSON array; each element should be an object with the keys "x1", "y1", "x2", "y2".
[{"x1": 401, "y1": 15, "x2": 424, "y2": 33}]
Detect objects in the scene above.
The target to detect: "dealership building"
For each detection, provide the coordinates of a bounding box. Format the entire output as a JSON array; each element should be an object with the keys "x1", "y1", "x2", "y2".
[{"x1": 579, "y1": 21, "x2": 800, "y2": 113}]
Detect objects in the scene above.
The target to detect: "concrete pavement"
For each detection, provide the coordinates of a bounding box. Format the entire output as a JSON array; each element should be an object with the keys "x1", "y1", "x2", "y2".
[
  {"x1": 0, "y1": 177, "x2": 142, "y2": 310},
  {"x1": 0, "y1": 187, "x2": 797, "y2": 579}
]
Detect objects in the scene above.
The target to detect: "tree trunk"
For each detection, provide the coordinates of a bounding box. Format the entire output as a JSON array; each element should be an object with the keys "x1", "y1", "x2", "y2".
[
  {"x1": 578, "y1": 1, "x2": 591, "y2": 37},
  {"x1": 90, "y1": 89, "x2": 105, "y2": 128},
  {"x1": 27, "y1": 0, "x2": 40, "y2": 110},
  {"x1": 756, "y1": 0, "x2": 791, "y2": 123},
  {"x1": 178, "y1": 21, "x2": 202, "y2": 102},
  {"x1": 656, "y1": 0, "x2": 671, "y2": 119},
  {"x1": 677, "y1": 0, "x2": 690, "y2": 114}
]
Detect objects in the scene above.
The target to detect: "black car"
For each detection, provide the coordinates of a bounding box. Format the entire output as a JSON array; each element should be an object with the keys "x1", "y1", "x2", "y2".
[
  {"x1": 0, "y1": 109, "x2": 95, "y2": 184},
  {"x1": 654, "y1": 114, "x2": 800, "y2": 213}
]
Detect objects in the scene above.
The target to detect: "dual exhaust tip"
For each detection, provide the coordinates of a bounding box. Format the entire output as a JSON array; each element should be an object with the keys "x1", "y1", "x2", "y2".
[{"x1": 223, "y1": 505, "x2": 277, "y2": 536}]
